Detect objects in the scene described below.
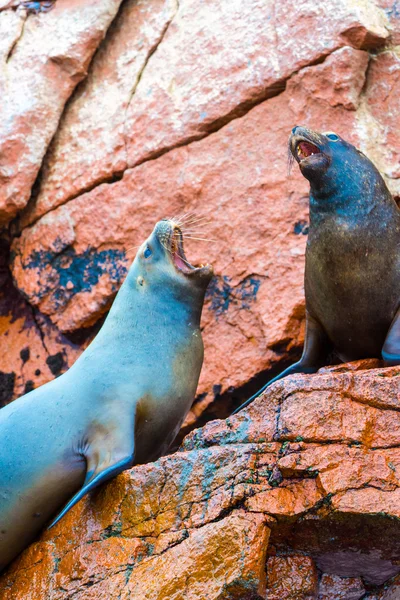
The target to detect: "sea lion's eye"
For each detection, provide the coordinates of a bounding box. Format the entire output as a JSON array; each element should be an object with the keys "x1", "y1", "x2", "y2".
[
  {"x1": 325, "y1": 132, "x2": 339, "y2": 141},
  {"x1": 143, "y1": 246, "x2": 152, "y2": 258}
]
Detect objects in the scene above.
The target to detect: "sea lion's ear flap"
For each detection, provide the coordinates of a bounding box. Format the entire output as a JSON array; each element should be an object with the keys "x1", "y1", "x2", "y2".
[
  {"x1": 47, "y1": 416, "x2": 136, "y2": 529},
  {"x1": 382, "y1": 307, "x2": 400, "y2": 366}
]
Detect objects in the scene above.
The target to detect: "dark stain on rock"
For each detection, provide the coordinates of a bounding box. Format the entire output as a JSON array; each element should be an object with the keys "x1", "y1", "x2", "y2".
[
  {"x1": 268, "y1": 465, "x2": 283, "y2": 487},
  {"x1": 46, "y1": 352, "x2": 65, "y2": 377},
  {"x1": 293, "y1": 220, "x2": 309, "y2": 235},
  {"x1": 21, "y1": 1, "x2": 56, "y2": 15},
  {"x1": 24, "y1": 380, "x2": 35, "y2": 394},
  {"x1": 0, "y1": 371, "x2": 15, "y2": 407},
  {"x1": 63, "y1": 314, "x2": 106, "y2": 346},
  {"x1": 212, "y1": 384, "x2": 222, "y2": 401},
  {"x1": 206, "y1": 275, "x2": 262, "y2": 315},
  {"x1": 270, "y1": 338, "x2": 292, "y2": 354},
  {"x1": 20, "y1": 347, "x2": 30, "y2": 363},
  {"x1": 23, "y1": 246, "x2": 128, "y2": 310},
  {"x1": 35, "y1": 369, "x2": 41, "y2": 376},
  {"x1": 0, "y1": 239, "x2": 34, "y2": 325}
]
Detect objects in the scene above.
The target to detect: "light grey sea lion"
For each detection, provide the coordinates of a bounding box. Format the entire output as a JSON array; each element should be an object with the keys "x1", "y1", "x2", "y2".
[
  {"x1": 234, "y1": 126, "x2": 400, "y2": 413},
  {"x1": 0, "y1": 218, "x2": 212, "y2": 572}
]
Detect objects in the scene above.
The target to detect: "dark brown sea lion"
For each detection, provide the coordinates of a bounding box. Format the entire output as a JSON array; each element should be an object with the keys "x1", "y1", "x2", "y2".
[
  {"x1": 234, "y1": 127, "x2": 400, "y2": 413},
  {"x1": 0, "y1": 218, "x2": 212, "y2": 572}
]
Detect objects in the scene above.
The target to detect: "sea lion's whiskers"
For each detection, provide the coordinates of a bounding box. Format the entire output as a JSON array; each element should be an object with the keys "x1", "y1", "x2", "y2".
[
  {"x1": 125, "y1": 244, "x2": 143, "y2": 256},
  {"x1": 181, "y1": 213, "x2": 211, "y2": 224},
  {"x1": 182, "y1": 236, "x2": 217, "y2": 243},
  {"x1": 177, "y1": 211, "x2": 213, "y2": 226},
  {"x1": 180, "y1": 223, "x2": 212, "y2": 233},
  {"x1": 173, "y1": 211, "x2": 198, "y2": 224},
  {"x1": 170, "y1": 216, "x2": 185, "y2": 227},
  {"x1": 181, "y1": 218, "x2": 211, "y2": 228},
  {"x1": 179, "y1": 219, "x2": 212, "y2": 233},
  {"x1": 182, "y1": 229, "x2": 212, "y2": 237}
]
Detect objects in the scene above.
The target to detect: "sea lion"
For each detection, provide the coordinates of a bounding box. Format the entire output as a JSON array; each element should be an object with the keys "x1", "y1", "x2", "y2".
[
  {"x1": 0, "y1": 218, "x2": 212, "y2": 572},
  {"x1": 234, "y1": 126, "x2": 400, "y2": 413}
]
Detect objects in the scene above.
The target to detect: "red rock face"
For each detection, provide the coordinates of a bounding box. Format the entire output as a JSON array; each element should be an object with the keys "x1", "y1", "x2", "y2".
[{"x1": 0, "y1": 0, "x2": 124, "y2": 226}]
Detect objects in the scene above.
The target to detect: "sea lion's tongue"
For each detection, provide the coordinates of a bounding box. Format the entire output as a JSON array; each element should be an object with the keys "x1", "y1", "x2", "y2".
[
  {"x1": 173, "y1": 252, "x2": 191, "y2": 272},
  {"x1": 297, "y1": 141, "x2": 319, "y2": 158}
]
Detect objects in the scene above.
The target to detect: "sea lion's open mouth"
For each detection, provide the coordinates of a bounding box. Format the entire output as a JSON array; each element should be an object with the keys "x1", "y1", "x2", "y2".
[
  {"x1": 290, "y1": 127, "x2": 331, "y2": 177},
  {"x1": 290, "y1": 128, "x2": 325, "y2": 167},
  {"x1": 296, "y1": 141, "x2": 321, "y2": 161},
  {"x1": 169, "y1": 227, "x2": 210, "y2": 276}
]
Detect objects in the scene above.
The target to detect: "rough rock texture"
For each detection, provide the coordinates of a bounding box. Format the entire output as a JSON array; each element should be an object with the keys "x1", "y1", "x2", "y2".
[
  {"x1": 20, "y1": 0, "x2": 388, "y2": 224},
  {"x1": 1, "y1": 365, "x2": 400, "y2": 598},
  {"x1": 0, "y1": 241, "x2": 80, "y2": 404},
  {"x1": 318, "y1": 573, "x2": 365, "y2": 600},
  {"x1": 0, "y1": 0, "x2": 124, "y2": 226},
  {"x1": 266, "y1": 555, "x2": 318, "y2": 599}
]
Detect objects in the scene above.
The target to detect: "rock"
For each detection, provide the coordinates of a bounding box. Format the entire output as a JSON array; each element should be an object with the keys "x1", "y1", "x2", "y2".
[
  {"x1": 318, "y1": 573, "x2": 365, "y2": 600},
  {"x1": 124, "y1": 512, "x2": 269, "y2": 600},
  {"x1": 379, "y1": 574, "x2": 400, "y2": 599},
  {"x1": 0, "y1": 241, "x2": 80, "y2": 401},
  {"x1": 362, "y1": 50, "x2": 400, "y2": 195},
  {"x1": 23, "y1": 0, "x2": 388, "y2": 225},
  {"x1": 0, "y1": 294, "x2": 80, "y2": 402},
  {"x1": 290, "y1": 46, "x2": 369, "y2": 111},
  {"x1": 20, "y1": 0, "x2": 178, "y2": 227},
  {"x1": 1, "y1": 366, "x2": 400, "y2": 596},
  {"x1": 0, "y1": 0, "x2": 124, "y2": 227},
  {"x1": 376, "y1": 0, "x2": 400, "y2": 45},
  {"x1": 266, "y1": 555, "x2": 318, "y2": 599}
]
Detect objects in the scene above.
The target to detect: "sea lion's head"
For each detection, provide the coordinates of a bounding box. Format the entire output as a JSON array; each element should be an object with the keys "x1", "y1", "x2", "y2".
[
  {"x1": 289, "y1": 126, "x2": 389, "y2": 204},
  {"x1": 130, "y1": 219, "x2": 213, "y2": 306}
]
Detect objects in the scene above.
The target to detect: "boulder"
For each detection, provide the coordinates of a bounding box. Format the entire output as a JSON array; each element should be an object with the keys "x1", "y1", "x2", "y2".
[{"x1": 1, "y1": 365, "x2": 400, "y2": 597}]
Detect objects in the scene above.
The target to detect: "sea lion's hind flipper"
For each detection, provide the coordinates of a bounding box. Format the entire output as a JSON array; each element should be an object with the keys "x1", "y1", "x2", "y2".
[
  {"x1": 48, "y1": 426, "x2": 135, "y2": 529},
  {"x1": 47, "y1": 454, "x2": 134, "y2": 529},
  {"x1": 232, "y1": 313, "x2": 331, "y2": 414},
  {"x1": 382, "y1": 306, "x2": 400, "y2": 365}
]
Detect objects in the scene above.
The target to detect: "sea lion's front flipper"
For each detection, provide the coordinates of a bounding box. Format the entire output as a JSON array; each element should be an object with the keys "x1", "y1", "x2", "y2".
[
  {"x1": 382, "y1": 307, "x2": 400, "y2": 365},
  {"x1": 232, "y1": 313, "x2": 331, "y2": 414},
  {"x1": 48, "y1": 418, "x2": 135, "y2": 529}
]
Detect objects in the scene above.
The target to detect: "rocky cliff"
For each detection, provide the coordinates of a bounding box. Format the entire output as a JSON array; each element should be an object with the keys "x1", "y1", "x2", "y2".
[
  {"x1": 1, "y1": 363, "x2": 400, "y2": 598},
  {"x1": 1, "y1": 0, "x2": 400, "y2": 597}
]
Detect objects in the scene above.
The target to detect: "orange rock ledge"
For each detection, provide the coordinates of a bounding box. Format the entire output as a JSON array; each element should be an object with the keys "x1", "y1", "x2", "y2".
[{"x1": 1, "y1": 363, "x2": 400, "y2": 599}]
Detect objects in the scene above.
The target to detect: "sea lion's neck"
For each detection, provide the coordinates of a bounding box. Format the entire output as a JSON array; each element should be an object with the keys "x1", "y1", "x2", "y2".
[
  {"x1": 79, "y1": 273, "x2": 204, "y2": 364},
  {"x1": 70, "y1": 276, "x2": 204, "y2": 398},
  {"x1": 309, "y1": 171, "x2": 396, "y2": 225},
  {"x1": 102, "y1": 276, "x2": 203, "y2": 338}
]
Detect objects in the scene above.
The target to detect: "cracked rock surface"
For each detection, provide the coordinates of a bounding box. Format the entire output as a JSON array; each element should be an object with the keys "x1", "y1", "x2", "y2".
[{"x1": 1, "y1": 363, "x2": 400, "y2": 598}]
